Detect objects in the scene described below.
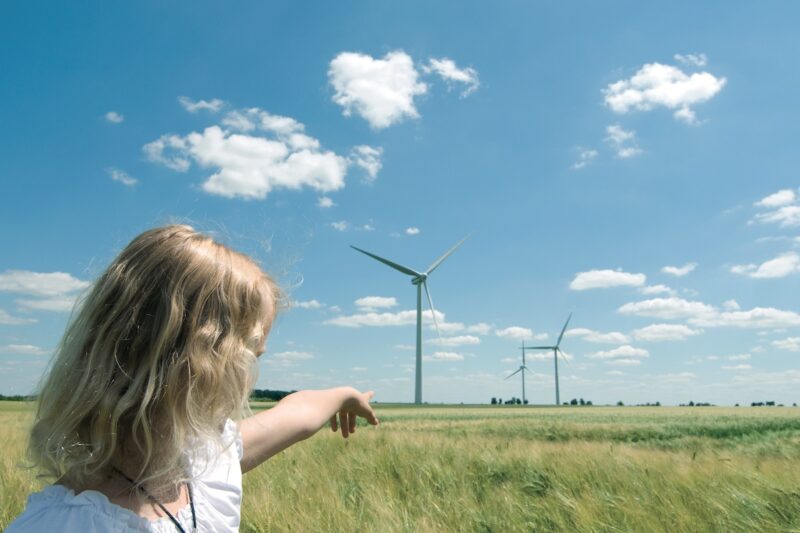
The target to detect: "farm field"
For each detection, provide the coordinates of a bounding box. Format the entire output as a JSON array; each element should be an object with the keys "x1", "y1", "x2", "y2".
[{"x1": 2, "y1": 401, "x2": 799, "y2": 532}]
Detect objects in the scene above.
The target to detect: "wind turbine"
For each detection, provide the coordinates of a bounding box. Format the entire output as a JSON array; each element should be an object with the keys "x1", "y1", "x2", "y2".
[
  {"x1": 529, "y1": 313, "x2": 572, "y2": 406},
  {"x1": 350, "y1": 237, "x2": 468, "y2": 404},
  {"x1": 505, "y1": 340, "x2": 531, "y2": 405}
]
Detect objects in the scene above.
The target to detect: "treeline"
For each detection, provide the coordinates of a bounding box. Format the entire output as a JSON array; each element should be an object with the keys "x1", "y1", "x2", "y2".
[
  {"x1": 0, "y1": 394, "x2": 36, "y2": 401},
  {"x1": 490, "y1": 397, "x2": 594, "y2": 406},
  {"x1": 250, "y1": 389, "x2": 296, "y2": 401}
]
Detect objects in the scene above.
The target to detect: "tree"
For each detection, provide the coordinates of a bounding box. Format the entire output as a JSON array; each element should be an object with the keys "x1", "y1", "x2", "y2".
[
  {"x1": 491, "y1": 397, "x2": 497, "y2": 405},
  {"x1": 616, "y1": 401, "x2": 624, "y2": 406},
  {"x1": 579, "y1": 398, "x2": 585, "y2": 406},
  {"x1": 570, "y1": 398, "x2": 578, "y2": 406}
]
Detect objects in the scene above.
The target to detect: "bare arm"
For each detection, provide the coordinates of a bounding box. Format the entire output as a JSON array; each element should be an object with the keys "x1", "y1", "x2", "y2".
[{"x1": 238, "y1": 386, "x2": 379, "y2": 473}]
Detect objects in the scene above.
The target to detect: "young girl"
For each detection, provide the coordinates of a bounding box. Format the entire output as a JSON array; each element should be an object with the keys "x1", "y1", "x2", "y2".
[{"x1": 7, "y1": 224, "x2": 378, "y2": 532}]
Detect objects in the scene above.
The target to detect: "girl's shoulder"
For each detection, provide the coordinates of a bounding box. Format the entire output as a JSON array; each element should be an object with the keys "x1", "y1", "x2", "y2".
[{"x1": 5, "y1": 484, "x2": 148, "y2": 532}]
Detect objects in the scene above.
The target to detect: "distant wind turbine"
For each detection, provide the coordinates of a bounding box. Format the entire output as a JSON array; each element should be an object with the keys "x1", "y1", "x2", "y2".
[
  {"x1": 350, "y1": 237, "x2": 468, "y2": 404},
  {"x1": 505, "y1": 340, "x2": 532, "y2": 404},
  {"x1": 529, "y1": 313, "x2": 572, "y2": 406}
]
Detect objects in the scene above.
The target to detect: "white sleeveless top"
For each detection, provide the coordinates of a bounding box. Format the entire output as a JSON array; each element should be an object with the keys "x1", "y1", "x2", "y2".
[{"x1": 6, "y1": 419, "x2": 244, "y2": 532}]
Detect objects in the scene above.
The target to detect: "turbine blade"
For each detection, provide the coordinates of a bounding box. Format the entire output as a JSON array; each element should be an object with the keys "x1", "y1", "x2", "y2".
[
  {"x1": 425, "y1": 235, "x2": 469, "y2": 275},
  {"x1": 423, "y1": 281, "x2": 443, "y2": 346},
  {"x1": 528, "y1": 346, "x2": 554, "y2": 350},
  {"x1": 556, "y1": 312, "x2": 573, "y2": 348},
  {"x1": 505, "y1": 368, "x2": 523, "y2": 380},
  {"x1": 350, "y1": 245, "x2": 421, "y2": 277},
  {"x1": 557, "y1": 348, "x2": 574, "y2": 371}
]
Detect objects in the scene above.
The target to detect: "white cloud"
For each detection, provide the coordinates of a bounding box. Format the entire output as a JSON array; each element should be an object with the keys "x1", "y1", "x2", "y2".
[
  {"x1": 293, "y1": 299, "x2": 324, "y2": 310},
  {"x1": 330, "y1": 221, "x2": 349, "y2": 232},
  {"x1": 691, "y1": 307, "x2": 800, "y2": 329},
  {"x1": 607, "y1": 370, "x2": 625, "y2": 376},
  {"x1": 640, "y1": 284, "x2": 676, "y2": 296},
  {"x1": 661, "y1": 263, "x2": 697, "y2": 277},
  {"x1": 0, "y1": 344, "x2": 48, "y2": 355},
  {"x1": 603, "y1": 62, "x2": 726, "y2": 124},
  {"x1": 658, "y1": 372, "x2": 697, "y2": 383},
  {"x1": 0, "y1": 308, "x2": 37, "y2": 325},
  {"x1": 570, "y1": 269, "x2": 646, "y2": 290},
  {"x1": 351, "y1": 367, "x2": 368, "y2": 372},
  {"x1": 324, "y1": 309, "x2": 444, "y2": 328},
  {"x1": 727, "y1": 353, "x2": 751, "y2": 361},
  {"x1": 566, "y1": 328, "x2": 630, "y2": 344},
  {"x1": 772, "y1": 337, "x2": 800, "y2": 351},
  {"x1": 0, "y1": 270, "x2": 90, "y2": 297},
  {"x1": 178, "y1": 96, "x2": 225, "y2": 113},
  {"x1": 266, "y1": 350, "x2": 314, "y2": 367},
  {"x1": 605, "y1": 125, "x2": 642, "y2": 158},
  {"x1": 16, "y1": 296, "x2": 78, "y2": 312},
  {"x1": 674, "y1": 53, "x2": 708, "y2": 67},
  {"x1": 606, "y1": 358, "x2": 642, "y2": 366},
  {"x1": 571, "y1": 148, "x2": 598, "y2": 170},
  {"x1": 318, "y1": 197, "x2": 335, "y2": 209},
  {"x1": 349, "y1": 145, "x2": 383, "y2": 183},
  {"x1": 631, "y1": 323, "x2": 701, "y2": 342},
  {"x1": 108, "y1": 167, "x2": 138, "y2": 187},
  {"x1": 422, "y1": 57, "x2": 479, "y2": 97},
  {"x1": 755, "y1": 189, "x2": 796, "y2": 208},
  {"x1": 495, "y1": 326, "x2": 534, "y2": 341},
  {"x1": 423, "y1": 351, "x2": 465, "y2": 362},
  {"x1": 722, "y1": 299, "x2": 740, "y2": 311},
  {"x1": 145, "y1": 106, "x2": 354, "y2": 200},
  {"x1": 355, "y1": 296, "x2": 398, "y2": 310},
  {"x1": 466, "y1": 323, "x2": 492, "y2": 335},
  {"x1": 428, "y1": 335, "x2": 481, "y2": 347},
  {"x1": 104, "y1": 111, "x2": 124, "y2": 124},
  {"x1": 328, "y1": 51, "x2": 428, "y2": 129},
  {"x1": 405, "y1": 227, "x2": 420, "y2": 236},
  {"x1": 722, "y1": 364, "x2": 752, "y2": 371},
  {"x1": 618, "y1": 297, "x2": 716, "y2": 320},
  {"x1": 586, "y1": 345, "x2": 650, "y2": 360},
  {"x1": 731, "y1": 252, "x2": 800, "y2": 279}
]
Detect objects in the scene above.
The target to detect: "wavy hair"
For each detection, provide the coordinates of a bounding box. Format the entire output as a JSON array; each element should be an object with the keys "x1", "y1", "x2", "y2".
[{"x1": 28, "y1": 225, "x2": 283, "y2": 495}]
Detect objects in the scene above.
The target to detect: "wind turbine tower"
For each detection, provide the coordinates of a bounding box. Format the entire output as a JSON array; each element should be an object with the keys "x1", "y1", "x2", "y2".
[
  {"x1": 350, "y1": 237, "x2": 468, "y2": 404},
  {"x1": 505, "y1": 340, "x2": 532, "y2": 404},
  {"x1": 529, "y1": 313, "x2": 572, "y2": 406}
]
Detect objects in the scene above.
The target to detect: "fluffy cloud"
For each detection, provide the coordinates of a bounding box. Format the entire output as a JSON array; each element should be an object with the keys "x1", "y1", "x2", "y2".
[
  {"x1": 293, "y1": 299, "x2": 324, "y2": 310},
  {"x1": 466, "y1": 323, "x2": 492, "y2": 335},
  {"x1": 178, "y1": 96, "x2": 225, "y2": 113},
  {"x1": 0, "y1": 309, "x2": 37, "y2": 325},
  {"x1": 586, "y1": 345, "x2": 650, "y2": 360},
  {"x1": 722, "y1": 364, "x2": 751, "y2": 371},
  {"x1": 690, "y1": 307, "x2": 800, "y2": 329},
  {"x1": 605, "y1": 125, "x2": 641, "y2": 158},
  {"x1": 145, "y1": 105, "x2": 375, "y2": 200},
  {"x1": 570, "y1": 269, "x2": 646, "y2": 290},
  {"x1": 571, "y1": 148, "x2": 598, "y2": 170},
  {"x1": 330, "y1": 221, "x2": 349, "y2": 232},
  {"x1": 565, "y1": 328, "x2": 630, "y2": 344},
  {"x1": 731, "y1": 252, "x2": 800, "y2": 279},
  {"x1": 104, "y1": 111, "x2": 124, "y2": 123},
  {"x1": 329, "y1": 51, "x2": 428, "y2": 129},
  {"x1": 631, "y1": 323, "x2": 701, "y2": 342},
  {"x1": 349, "y1": 145, "x2": 383, "y2": 183},
  {"x1": 318, "y1": 197, "x2": 334, "y2": 208},
  {"x1": 603, "y1": 61, "x2": 726, "y2": 125},
  {"x1": 405, "y1": 227, "x2": 420, "y2": 236},
  {"x1": 674, "y1": 53, "x2": 708, "y2": 67},
  {"x1": 495, "y1": 326, "x2": 534, "y2": 341},
  {"x1": 422, "y1": 57, "x2": 479, "y2": 97},
  {"x1": 772, "y1": 337, "x2": 800, "y2": 351},
  {"x1": 755, "y1": 189, "x2": 796, "y2": 208},
  {"x1": 428, "y1": 335, "x2": 481, "y2": 347},
  {"x1": 661, "y1": 263, "x2": 697, "y2": 277},
  {"x1": 0, "y1": 344, "x2": 48, "y2": 355},
  {"x1": 108, "y1": 167, "x2": 137, "y2": 187},
  {"x1": 266, "y1": 350, "x2": 313, "y2": 367},
  {"x1": 618, "y1": 297, "x2": 716, "y2": 320},
  {"x1": 640, "y1": 284, "x2": 676, "y2": 296},
  {"x1": 324, "y1": 309, "x2": 444, "y2": 328},
  {"x1": 0, "y1": 270, "x2": 90, "y2": 296},
  {"x1": 355, "y1": 296, "x2": 398, "y2": 310},
  {"x1": 423, "y1": 351, "x2": 465, "y2": 362},
  {"x1": 722, "y1": 299, "x2": 740, "y2": 311}
]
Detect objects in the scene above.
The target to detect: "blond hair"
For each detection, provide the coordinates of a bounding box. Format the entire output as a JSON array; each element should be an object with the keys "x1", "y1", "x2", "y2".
[{"x1": 29, "y1": 225, "x2": 282, "y2": 494}]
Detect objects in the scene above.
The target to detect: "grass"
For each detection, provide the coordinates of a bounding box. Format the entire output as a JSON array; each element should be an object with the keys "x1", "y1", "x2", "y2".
[{"x1": 2, "y1": 401, "x2": 799, "y2": 532}]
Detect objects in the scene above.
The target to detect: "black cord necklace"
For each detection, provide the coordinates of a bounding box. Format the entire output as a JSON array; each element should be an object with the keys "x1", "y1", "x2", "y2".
[{"x1": 111, "y1": 466, "x2": 196, "y2": 533}]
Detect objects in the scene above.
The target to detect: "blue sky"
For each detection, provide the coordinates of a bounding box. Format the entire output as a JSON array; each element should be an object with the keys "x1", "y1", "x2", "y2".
[{"x1": 2, "y1": 1, "x2": 799, "y2": 405}]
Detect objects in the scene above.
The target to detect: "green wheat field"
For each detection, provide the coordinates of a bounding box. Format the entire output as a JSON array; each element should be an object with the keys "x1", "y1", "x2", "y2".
[{"x1": 1, "y1": 401, "x2": 799, "y2": 532}]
